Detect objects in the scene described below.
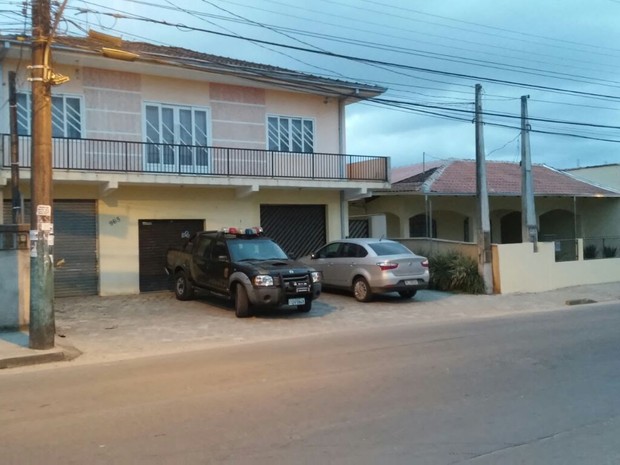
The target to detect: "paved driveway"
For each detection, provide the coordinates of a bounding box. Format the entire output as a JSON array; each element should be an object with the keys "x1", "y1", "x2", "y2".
[
  {"x1": 53, "y1": 289, "x2": 461, "y2": 363},
  {"x1": 54, "y1": 283, "x2": 620, "y2": 365}
]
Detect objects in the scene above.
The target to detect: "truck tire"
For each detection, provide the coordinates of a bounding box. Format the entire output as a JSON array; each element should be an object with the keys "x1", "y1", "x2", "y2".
[
  {"x1": 297, "y1": 298, "x2": 312, "y2": 313},
  {"x1": 234, "y1": 284, "x2": 251, "y2": 318},
  {"x1": 174, "y1": 271, "x2": 195, "y2": 301},
  {"x1": 353, "y1": 277, "x2": 372, "y2": 302}
]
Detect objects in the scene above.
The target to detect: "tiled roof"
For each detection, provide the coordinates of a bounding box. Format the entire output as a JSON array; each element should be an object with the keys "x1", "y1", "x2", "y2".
[
  {"x1": 384, "y1": 159, "x2": 620, "y2": 196},
  {"x1": 391, "y1": 160, "x2": 444, "y2": 183},
  {"x1": 2, "y1": 34, "x2": 386, "y2": 98}
]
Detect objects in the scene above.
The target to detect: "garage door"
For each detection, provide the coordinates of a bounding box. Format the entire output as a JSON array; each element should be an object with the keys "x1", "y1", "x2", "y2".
[
  {"x1": 260, "y1": 205, "x2": 326, "y2": 259},
  {"x1": 3, "y1": 200, "x2": 98, "y2": 297},
  {"x1": 138, "y1": 219, "x2": 204, "y2": 292}
]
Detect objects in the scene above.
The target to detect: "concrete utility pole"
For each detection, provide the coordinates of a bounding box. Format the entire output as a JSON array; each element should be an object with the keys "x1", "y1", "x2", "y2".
[
  {"x1": 474, "y1": 84, "x2": 493, "y2": 294},
  {"x1": 9, "y1": 71, "x2": 22, "y2": 224},
  {"x1": 520, "y1": 95, "x2": 538, "y2": 248},
  {"x1": 29, "y1": 0, "x2": 55, "y2": 349}
]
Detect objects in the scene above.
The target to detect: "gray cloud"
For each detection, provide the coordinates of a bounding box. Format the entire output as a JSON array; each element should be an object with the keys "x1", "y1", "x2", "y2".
[{"x1": 80, "y1": 0, "x2": 620, "y2": 169}]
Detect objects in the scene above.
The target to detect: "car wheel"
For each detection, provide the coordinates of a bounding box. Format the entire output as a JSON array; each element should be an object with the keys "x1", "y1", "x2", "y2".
[
  {"x1": 174, "y1": 271, "x2": 195, "y2": 301},
  {"x1": 398, "y1": 290, "x2": 417, "y2": 299},
  {"x1": 353, "y1": 277, "x2": 372, "y2": 302},
  {"x1": 297, "y1": 298, "x2": 312, "y2": 313},
  {"x1": 234, "y1": 284, "x2": 252, "y2": 318}
]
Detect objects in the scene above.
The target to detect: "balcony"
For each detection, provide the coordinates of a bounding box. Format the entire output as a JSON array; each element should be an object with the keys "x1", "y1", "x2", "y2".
[{"x1": 1, "y1": 134, "x2": 389, "y2": 183}]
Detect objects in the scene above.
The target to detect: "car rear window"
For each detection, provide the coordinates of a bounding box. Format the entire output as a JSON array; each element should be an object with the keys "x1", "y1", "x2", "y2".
[{"x1": 368, "y1": 242, "x2": 411, "y2": 256}]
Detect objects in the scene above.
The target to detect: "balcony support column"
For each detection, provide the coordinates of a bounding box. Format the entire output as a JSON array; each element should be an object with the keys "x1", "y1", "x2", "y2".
[
  {"x1": 236, "y1": 184, "x2": 259, "y2": 199},
  {"x1": 100, "y1": 180, "x2": 118, "y2": 197},
  {"x1": 344, "y1": 187, "x2": 370, "y2": 201}
]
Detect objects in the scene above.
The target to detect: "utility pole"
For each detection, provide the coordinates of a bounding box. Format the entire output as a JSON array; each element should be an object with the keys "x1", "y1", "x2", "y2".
[
  {"x1": 474, "y1": 84, "x2": 493, "y2": 294},
  {"x1": 29, "y1": 0, "x2": 55, "y2": 349},
  {"x1": 520, "y1": 95, "x2": 538, "y2": 248},
  {"x1": 9, "y1": 71, "x2": 22, "y2": 224}
]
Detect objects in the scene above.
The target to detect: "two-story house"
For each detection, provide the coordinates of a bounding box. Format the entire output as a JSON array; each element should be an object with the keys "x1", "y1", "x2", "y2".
[{"x1": 0, "y1": 33, "x2": 389, "y2": 297}]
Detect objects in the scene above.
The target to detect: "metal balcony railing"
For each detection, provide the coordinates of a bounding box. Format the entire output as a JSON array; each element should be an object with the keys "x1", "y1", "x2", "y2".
[{"x1": 1, "y1": 134, "x2": 389, "y2": 182}]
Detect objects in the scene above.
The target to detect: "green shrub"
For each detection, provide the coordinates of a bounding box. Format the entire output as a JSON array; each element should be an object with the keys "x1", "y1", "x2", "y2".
[
  {"x1": 603, "y1": 246, "x2": 617, "y2": 258},
  {"x1": 428, "y1": 251, "x2": 485, "y2": 294},
  {"x1": 584, "y1": 245, "x2": 597, "y2": 259}
]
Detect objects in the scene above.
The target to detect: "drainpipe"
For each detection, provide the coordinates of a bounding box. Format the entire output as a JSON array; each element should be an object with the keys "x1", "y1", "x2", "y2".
[
  {"x1": 573, "y1": 195, "x2": 578, "y2": 259},
  {"x1": 339, "y1": 97, "x2": 347, "y2": 238},
  {"x1": 573, "y1": 196, "x2": 578, "y2": 239},
  {"x1": 9, "y1": 71, "x2": 23, "y2": 224}
]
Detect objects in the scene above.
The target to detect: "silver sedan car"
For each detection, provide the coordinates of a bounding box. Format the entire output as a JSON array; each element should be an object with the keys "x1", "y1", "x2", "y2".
[{"x1": 301, "y1": 238, "x2": 429, "y2": 302}]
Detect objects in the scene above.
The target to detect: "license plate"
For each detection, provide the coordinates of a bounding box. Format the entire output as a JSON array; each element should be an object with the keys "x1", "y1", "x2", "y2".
[
  {"x1": 288, "y1": 297, "x2": 306, "y2": 306},
  {"x1": 404, "y1": 280, "x2": 417, "y2": 286}
]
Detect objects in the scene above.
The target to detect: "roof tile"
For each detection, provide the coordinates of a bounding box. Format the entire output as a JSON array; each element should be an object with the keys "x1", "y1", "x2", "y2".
[{"x1": 390, "y1": 160, "x2": 619, "y2": 196}]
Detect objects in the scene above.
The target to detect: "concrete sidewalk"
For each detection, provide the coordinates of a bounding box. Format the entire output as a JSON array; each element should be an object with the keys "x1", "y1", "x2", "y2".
[{"x1": 2, "y1": 282, "x2": 619, "y2": 370}]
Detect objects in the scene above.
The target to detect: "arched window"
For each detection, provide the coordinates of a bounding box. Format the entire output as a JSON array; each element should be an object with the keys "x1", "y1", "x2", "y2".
[{"x1": 409, "y1": 214, "x2": 437, "y2": 238}]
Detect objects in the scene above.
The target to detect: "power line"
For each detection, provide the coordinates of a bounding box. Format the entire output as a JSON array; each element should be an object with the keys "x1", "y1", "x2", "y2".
[
  {"x1": 6, "y1": 1, "x2": 620, "y2": 148},
  {"x1": 60, "y1": 6, "x2": 620, "y2": 103}
]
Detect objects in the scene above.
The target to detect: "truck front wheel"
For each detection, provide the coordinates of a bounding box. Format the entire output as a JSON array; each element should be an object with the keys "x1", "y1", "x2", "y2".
[
  {"x1": 234, "y1": 284, "x2": 252, "y2": 318},
  {"x1": 174, "y1": 271, "x2": 194, "y2": 301},
  {"x1": 298, "y1": 298, "x2": 312, "y2": 313}
]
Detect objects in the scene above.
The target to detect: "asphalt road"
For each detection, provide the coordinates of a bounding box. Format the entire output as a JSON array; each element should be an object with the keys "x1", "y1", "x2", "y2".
[{"x1": 2, "y1": 302, "x2": 619, "y2": 465}]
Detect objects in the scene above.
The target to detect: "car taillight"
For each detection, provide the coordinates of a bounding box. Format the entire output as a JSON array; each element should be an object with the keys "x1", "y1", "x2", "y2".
[
  {"x1": 377, "y1": 262, "x2": 398, "y2": 271},
  {"x1": 421, "y1": 259, "x2": 429, "y2": 268}
]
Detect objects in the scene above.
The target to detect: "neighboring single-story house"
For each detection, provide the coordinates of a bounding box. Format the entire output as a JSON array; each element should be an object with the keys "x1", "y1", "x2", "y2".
[
  {"x1": 348, "y1": 159, "x2": 620, "y2": 294},
  {"x1": 349, "y1": 159, "x2": 620, "y2": 245}
]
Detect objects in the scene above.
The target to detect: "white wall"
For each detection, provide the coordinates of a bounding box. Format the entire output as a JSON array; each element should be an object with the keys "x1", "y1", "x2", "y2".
[
  {"x1": 0, "y1": 244, "x2": 29, "y2": 329},
  {"x1": 494, "y1": 240, "x2": 620, "y2": 294},
  {"x1": 567, "y1": 165, "x2": 620, "y2": 191},
  {"x1": 396, "y1": 238, "x2": 478, "y2": 260},
  {"x1": 97, "y1": 186, "x2": 341, "y2": 295}
]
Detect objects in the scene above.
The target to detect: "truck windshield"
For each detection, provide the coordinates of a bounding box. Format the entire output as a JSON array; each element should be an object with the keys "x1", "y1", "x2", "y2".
[{"x1": 228, "y1": 239, "x2": 289, "y2": 261}]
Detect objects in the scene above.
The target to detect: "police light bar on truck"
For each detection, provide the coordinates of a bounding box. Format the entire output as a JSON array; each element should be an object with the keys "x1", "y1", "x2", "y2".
[{"x1": 220, "y1": 226, "x2": 264, "y2": 236}]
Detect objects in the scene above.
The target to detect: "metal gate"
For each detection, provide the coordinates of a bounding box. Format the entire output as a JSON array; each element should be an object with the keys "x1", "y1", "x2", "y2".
[
  {"x1": 348, "y1": 218, "x2": 369, "y2": 238},
  {"x1": 138, "y1": 219, "x2": 204, "y2": 292},
  {"x1": 3, "y1": 200, "x2": 98, "y2": 297},
  {"x1": 260, "y1": 205, "x2": 326, "y2": 259}
]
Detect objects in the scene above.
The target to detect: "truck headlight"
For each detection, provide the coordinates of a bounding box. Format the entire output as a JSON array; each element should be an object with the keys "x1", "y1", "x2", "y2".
[
  {"x1": 254, "y1": 275, "x2": 274, "y2": 287},
  {"x1": 311, "y1": 271, "x2": 322, "y2": 283}
]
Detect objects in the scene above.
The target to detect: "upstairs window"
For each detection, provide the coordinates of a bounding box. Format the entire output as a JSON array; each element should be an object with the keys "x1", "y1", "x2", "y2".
[
  {"x1": 268, "y1": 115, "x2": 314, "y2": 153},
  {"x1": 144, "y1": 103, "x2": 210, "y2": 172},
  {"x1": 52, "y1": 95, "x2": 82, "y2": 138},
  {"x1": 16, "y1": 93, "x2": 30, "y2": 135},
  {"x1": 16, "y1": 93, "x2": 82, "y2": 138}
]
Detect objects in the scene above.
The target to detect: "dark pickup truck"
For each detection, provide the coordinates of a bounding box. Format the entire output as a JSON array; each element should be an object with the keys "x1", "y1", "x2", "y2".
[{"x1": 165, "y1": 227, "x2": 322, "y2": 318}]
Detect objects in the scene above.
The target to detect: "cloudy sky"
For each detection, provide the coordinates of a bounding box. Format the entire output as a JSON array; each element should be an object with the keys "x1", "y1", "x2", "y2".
[{"x1": 6, "y1": 0, "x2": 620, "y2": 169}]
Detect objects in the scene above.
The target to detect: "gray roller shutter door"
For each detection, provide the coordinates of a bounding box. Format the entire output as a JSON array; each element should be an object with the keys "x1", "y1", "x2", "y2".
[
  {"x1": 139, "y1": 219, "x2": 205, "y2": 292},
  {"x1": 260, "y1": 205, "x2": 326, "y2": 259},
  {"x1": 3, "y1": 200, "x2": 98, "y2": 297},
  {"x1": 54, "y1": 201, "x2": 98, "y2": 297}
]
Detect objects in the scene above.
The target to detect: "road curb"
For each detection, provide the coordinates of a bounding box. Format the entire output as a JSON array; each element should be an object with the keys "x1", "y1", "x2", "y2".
[
  {"x1": 0, "y1": 340, "x2": 82, "y2": 370},
  {"x1": 0, "y1": 350, "x2": 66, "y2": 369}
]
